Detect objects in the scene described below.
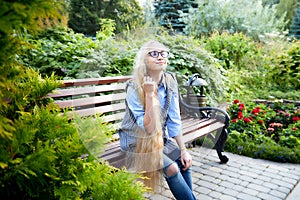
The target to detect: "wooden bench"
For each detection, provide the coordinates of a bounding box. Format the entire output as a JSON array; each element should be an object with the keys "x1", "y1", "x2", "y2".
[{"x1": 49, "y1": 75, "x2": 230, "y2": 168}]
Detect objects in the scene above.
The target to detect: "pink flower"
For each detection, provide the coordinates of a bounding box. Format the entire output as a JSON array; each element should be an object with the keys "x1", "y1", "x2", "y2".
[
  {"x1": 268, "y1": 127, "x2": 275, "y2": 132},
  {"x1": 269, "y1": 123, "x2": 283, "y2": 127}
]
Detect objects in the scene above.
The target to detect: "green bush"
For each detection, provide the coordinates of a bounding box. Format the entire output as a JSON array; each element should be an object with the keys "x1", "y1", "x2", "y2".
[
  {"x1": 226, "y1": 99, "x2": 300, "y2": 163},
  {"x1": 0, "y1": 68, "x2": 147, "y2": 199},
  {"x1": 202, "y1": 32, "x2": 259, "y2": 69},
  {"x1": 19, "y1": 26, "x2": 97, "y2": 78},
  {"x1": 270, "y1": 40, "x2": 300, "y2": 91}
]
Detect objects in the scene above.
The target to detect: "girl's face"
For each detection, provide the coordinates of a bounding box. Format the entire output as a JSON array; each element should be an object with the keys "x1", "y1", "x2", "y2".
[{"x1": 145, "y1": 49, "x2": 169, "y2": 73}]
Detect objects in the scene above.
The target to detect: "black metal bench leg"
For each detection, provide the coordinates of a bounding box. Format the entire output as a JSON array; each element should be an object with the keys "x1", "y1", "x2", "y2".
[{"x1": 215, "y1": 128, "x2": 229, "y2": 163}]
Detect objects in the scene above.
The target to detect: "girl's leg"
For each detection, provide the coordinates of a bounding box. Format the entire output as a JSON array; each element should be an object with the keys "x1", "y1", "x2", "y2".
[{"x1": 163, "y1": 155, "x2": 196, "y2": 200}]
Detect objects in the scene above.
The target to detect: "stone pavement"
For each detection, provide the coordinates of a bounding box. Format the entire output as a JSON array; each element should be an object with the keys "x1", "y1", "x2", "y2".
[{"x1": 146, "y1": 146, "x2": 300, "y2": 200}]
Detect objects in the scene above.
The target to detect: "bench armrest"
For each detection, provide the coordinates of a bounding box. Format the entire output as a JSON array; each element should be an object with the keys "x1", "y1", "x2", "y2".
[{"x1": 179, "y1": 94, "x2": 230, "y2": 129}]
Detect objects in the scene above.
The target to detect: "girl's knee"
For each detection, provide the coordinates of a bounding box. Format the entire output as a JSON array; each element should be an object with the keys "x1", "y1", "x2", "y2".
[{"x1": 165, "y1": 163, "x2": 179, "y2": 177}]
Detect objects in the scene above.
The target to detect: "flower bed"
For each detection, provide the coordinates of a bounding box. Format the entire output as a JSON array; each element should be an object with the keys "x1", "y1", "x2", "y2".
[{"x1": 225, "y1": 99, "x2": 300, "y2": 163}]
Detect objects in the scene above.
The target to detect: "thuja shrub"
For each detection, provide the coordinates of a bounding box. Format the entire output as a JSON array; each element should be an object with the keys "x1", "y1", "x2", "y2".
[
  {"x1": 226, "y1": 99, "x2": 300, "y2": 163},
  {"x1": 0, "y1": 68, "x2": 147, "y2": 199}
]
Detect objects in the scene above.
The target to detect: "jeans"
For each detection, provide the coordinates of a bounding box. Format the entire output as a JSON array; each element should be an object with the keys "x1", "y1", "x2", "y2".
[{"x1": 163, "y1": 154, "x2": 196, "y2": 200}]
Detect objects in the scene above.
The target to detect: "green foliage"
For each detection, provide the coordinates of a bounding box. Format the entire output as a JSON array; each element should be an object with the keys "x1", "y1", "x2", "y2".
[
  {"x1": 68, "y1": 0, "x2": 144, "y2": 36},
  {"x1": 226, "y1": 100, "x2": 300, "y2": 163},
  {"x1": 183, "y1": 0, "x2": 288, "y2": 39},
  {"x1": 270, "y1": 40, "x2": 300, "y2": 90},
  {"x1": 19, "y1": 26, "x2": 96, "y2": 78},
  {"x1": 0, "y1": 68, "x2": 147, "y2": 199},
  {"x1": 202, "y1": 32, "x2": 259, "y2": 69}
]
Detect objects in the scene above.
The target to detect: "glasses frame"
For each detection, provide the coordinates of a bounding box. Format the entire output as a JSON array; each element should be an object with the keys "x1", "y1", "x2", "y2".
[{"x1": 148, "y1": 51, "x2": 169, "y2": 58}]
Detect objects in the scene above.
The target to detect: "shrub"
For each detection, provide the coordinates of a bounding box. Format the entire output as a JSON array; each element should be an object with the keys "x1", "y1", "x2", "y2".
[
  {"x1": 0, "y1": 68, "x2": 147, "y2": 199},
  {"x1": 226, "y1": 99, "x2": 300, "y2": 163},
  {"x1": 19, "y1": 26, "x2": 96, "y2": 79},
  {"x1": 270, "y1": 40, "x2": 300, "y2": 91}
]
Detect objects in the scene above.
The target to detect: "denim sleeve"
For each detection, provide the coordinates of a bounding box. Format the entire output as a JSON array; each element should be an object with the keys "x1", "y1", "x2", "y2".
[
  {"x1": 126, "y1": 85, "x2": 145, "y2": 131},
  {"x1": 166, "y1": 90, "x2": 182, "y2": 138}
]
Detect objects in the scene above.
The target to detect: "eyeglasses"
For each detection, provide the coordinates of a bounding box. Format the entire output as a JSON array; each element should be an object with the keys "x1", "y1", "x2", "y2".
[{"x1": 148, "y1": 51, "x2": 169, "y2": 58}]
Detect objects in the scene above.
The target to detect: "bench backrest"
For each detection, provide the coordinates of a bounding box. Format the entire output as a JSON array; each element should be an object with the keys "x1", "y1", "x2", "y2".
[{"x1": 49, "y1": 76, "x2": 132, "y2": 130}]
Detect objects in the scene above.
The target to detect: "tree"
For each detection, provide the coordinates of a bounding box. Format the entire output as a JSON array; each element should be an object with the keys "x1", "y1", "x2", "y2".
[
  {"x1": 182, "y1": 0, "x2": 287, "y2": 39},
  {"x1": 153, "y1": 0, "x2": 198, "y2": 33},
  {"x1": 289, "y1": 3, "x2": 300, "y2": 39},
  {"x1": 276, "y1": 0, "x2": 300, "y2": 29},
  {"x1": 68, "y1": 0, "x2": 144, "y2": 36},
  {"x1": 68, "y1": 0, "x2": 104, "y2": 36}
]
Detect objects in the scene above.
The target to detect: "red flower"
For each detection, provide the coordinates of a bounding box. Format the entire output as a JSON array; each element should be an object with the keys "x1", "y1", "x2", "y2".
[
  {"x1": 238, "y1": 111, "x2": 243, "y2": 119},
  {"x1": 244, "y1": 117, "x2": 251, "y2": 123},
  {"x1": 232, "y1": 119, "x2": 237, "y2": 123},
  {"x1": 251, "y1": 107, "x2": 260, "y2": 115},
  {"x1": 258, "y1": 119, "x2": 264, "y2": 124},
  {"x1": 292, "y1": 116, "x2": 300, "y2": 122},
  {"x1": 292, "y1": 127, "x2": 298, "y2": 131},
  {"x1": 233, "y1": 99, "x2": 240, "y2": 104},
  {"x1": 239, "y1": 103, "x2": 245, "y2": 111}
]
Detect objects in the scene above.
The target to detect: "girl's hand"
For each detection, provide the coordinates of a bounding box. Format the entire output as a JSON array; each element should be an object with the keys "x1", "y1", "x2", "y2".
[
  {"x1": 143, "y1": 76, "x2": 156, "y2": 95},
  {"x1": 181, "y1": 150, "x2": 192, "y2": 171}
]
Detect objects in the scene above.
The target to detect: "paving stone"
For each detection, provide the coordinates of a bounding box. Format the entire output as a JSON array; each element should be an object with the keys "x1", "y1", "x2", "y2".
[
  {"x1": 269, "y1": 189, "x2": 289, "y2": 199},
  {"x1": 281, "y1": 176, "x2": 299, "y2": 185},
  {"x1": 227, "y1": 177, "x2": 243, "y2": 185},
  {"x1": 196, "y1": 194, "x2": 213, "y2": 200},
  {"x1": 236, "y1": 192, "x2": 261, "y2": 200},
  {"x1": 219, "y1": 194, "x2": 237, "y2": 200},
  {"x1": 277, "y1": 186, "x2": 291, "y2": 194},
  {"x1": 194, "y1": 186, "x2": 212, "y2": 195},
  {"x1": 251, "y1": 178, "x2": 264, "y2": 185},
  {"x1": 231, "y1": 184, "x2": 245, "y2": 192},
  {"x1": 262, "y1": 181, "x2": 279, "y2": 190},
  {"x1": 239, "y1": 175, "x2": 255, "y2": 183},
  {"x1": 247, "y1": 183, "x2": 270, "y2": 193},
  {"x1": 242, "y1": 188, "x2": 259, "y2": 196},
  {"x1": 208, "y1": 191, "x2": 222, "y2": 199},
  {"x1": 271, "y1": 178, "x2": 294, "y2": 188},
  {"x1": 222, "y1": 188, "x2": 239, "y2": 197},
  {"x1": 257, "y1": 192, "x2": 282, "y2": 200}
]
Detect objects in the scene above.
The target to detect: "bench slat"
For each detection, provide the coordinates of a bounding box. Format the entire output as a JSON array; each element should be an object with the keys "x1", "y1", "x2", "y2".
[
  {"x1": 182, "y1": 121, "x2": 225, "y2": 143},
  {"x1": 62, "y1": 76, "x2": 131, "y2": 87},
  {"x1": 74, "y1": 102, "x2": 126, "y2": 117},
  {"x1": 54, "y1": 92, "x2": 126, "y2": 108},
  {"x1": 49, "y1": 83, "x2": 127, "y2": 98}
]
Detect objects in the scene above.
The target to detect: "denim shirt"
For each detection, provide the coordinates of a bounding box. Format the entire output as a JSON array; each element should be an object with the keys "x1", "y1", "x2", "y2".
[{"x1": 119, "y1": 72, "x2": 182, "y2": 150}]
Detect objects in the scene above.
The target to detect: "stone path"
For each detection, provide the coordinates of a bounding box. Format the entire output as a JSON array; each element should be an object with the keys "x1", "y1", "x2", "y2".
[{"x1": 146, "y1": 146, "x2": 300, "y2": 200}]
